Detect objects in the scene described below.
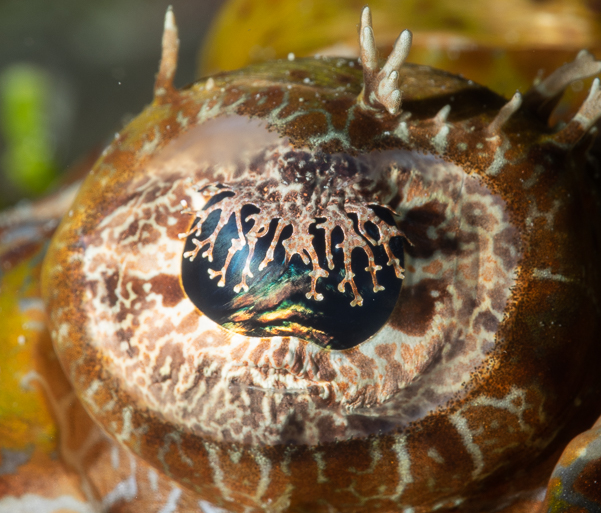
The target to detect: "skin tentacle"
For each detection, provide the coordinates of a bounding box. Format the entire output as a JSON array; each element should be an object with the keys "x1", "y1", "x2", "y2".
[{"x1": 358, "y1": 5, "x2": 412, "y2": 115}]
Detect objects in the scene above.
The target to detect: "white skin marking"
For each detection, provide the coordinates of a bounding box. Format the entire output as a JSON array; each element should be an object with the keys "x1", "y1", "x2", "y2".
[
  {"x1": 427, "y1": 447, "x2": 445, "y2": 465},
  {"x1": 532, "y1": 268, "x2": 573, "y2": 283},
  {"x1": 522, "y1": 164, "x2": 545, "y2": 189},
  {"x1": 20, "y1": 371, "x2": 105, "y2": 509},
  {"x1": 339, "y1": 435, "x2": 415, "y2": 506},
  {"x1": 160, "y1": 355, "x2": 173, "y2": 378},
  {"x1": 526, "y1": 196, "x2": 562, "y2": 229},
  {"x1": 250, "y1": 448, "x2": 273, "y2": 504},
  {"x1": 450, "y1": 387, "x2": 535, "y2": 479},
  {"x1": 111, "y1": 445, "x2": 120, "y2": 470},
  {"x1": 432, "y1": 497, "x2": 466, "y2": 510},
  {"x1": 305, "y1": 103, "x2": 355, "y2": 149},
  {"x1": 202, "y1": 441, "x2": 232, "y2": 501},
  {"x1": 177, "y1": 111, "x2": 190, "y2": 129},
  {"x1": 449, "y1": 412, "x2": 485, "y2": 479},
  {"x1": 141, "y1": 126, "x2": 162, "y2": 156},
  {"x1": 115, "y1": 406, "x2": 134, "y2": 444},
  {"x1": 349, "y1": 438, "x2": 382, "y2": 475},
  {"x1": 228, "y1": 447, "x2": 243, "y2": 464},
  {"x1": 395, "y1": 121, "x2": 411, "y2": 144},
  {"x1": 485, "y1": 139, "x2": 510, "y2": 176},
  {"x1": 157, "y1": 487, "x2": 183, "y2": 513},
  {"x1": 199, "y1": 500, "x2": 230, "y2": 513},
  {"x1": 391, "y1": 435, "x2": 413, "y2": 500},
  {"x1": 312, "y1": 451, "x2": 329, "y2": 484},
  {"x1": 431, "y1": 125, "x2": 450, "y2": 154},
  {"x1": 164, "y1": 431, "x2": 194, "y2": 469},
  {"x1": 281, "y1": 446, "x2": 298, "y2": 476},
  {"x1": 148, "y1": 468, "x2": 159, "y2": 492},
  {"x1": 102, "y1": 454, "x2": 138, "y2": 509},
  {"x1": 0, "y1": 494, "x2": 95, "y2": 513}
]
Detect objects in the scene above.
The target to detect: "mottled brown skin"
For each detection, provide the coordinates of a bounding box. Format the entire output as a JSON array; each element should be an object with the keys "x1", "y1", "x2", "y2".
[{"x1": 37, "y1": 10, "x2": 601, "y2": 513}]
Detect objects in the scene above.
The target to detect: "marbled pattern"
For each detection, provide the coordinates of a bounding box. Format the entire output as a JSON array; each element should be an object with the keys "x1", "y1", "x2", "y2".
[{"x1": 1, "y1": 6, "x2": 601, "y2": 513}]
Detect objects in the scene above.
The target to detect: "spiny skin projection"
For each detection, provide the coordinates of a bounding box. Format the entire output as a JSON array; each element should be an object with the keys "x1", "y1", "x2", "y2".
[{"x1": 179, "y1": 149, "x2": 405, "y2": 349}]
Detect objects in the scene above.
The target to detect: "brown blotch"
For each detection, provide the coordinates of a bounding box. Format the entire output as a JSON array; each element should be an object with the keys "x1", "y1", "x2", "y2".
[
  {"x1": 182, "y1": 359, "x2": 217, "y2": 399},
  {"x1": 316, "y1": 415, "x2": 345, "y2": 443},
  {"x1": 493, "y1": 225, "x2": 521, "y2": 272},
  {"x1": 400, "y1": 201, "x2": 458, "y2": 260},
  {"x1": 312, "y1": 352, "x2": 336, "y2": 381},
  {"x1": 339, "y1": 364, "x2": 358, "y2": 383},
  {"x1": 248, "y1": 339, "x2": 271, "y2": 365},
  {"x1": 151, "y1": 341, "x2": 185, "y2": 384},
  {"x1": 283, "y1": 191, "x2": 299, "y2": 203},
  {"x1": 573, "y1": 453, "x2": 601, "y2": 502},
  {"x1": 177, "y1": 310, "x2": 200, "y2": 334},
  {"x1": 115, "y1": 328, "x2": 138, "y2": 358},
  {"x1": 324, "y1": 96, "x2": 355, "y2": 133},
  {"x1": 286, "y1": 111, "x2": 329, "y2": 141},
  {"x1": 473, "y1": 310, "x2": 500, "y2": 334},
  {"x1": 461, "y1": 200, "x2": 498, "y2": 231},
  {"x1": 149, "y1": 274, "x2": 185, "y2": 307},
  {"x1": 138, "y1": 222, "x2": 161, "y2": 245},
  {"x1": 290, "y1": 344, "x2": 307, "y2": 375},
  {"x1": 374, "y1": 343, "x2": 408, "y2": 396},
  {"x1": 101, "y1": 270, "x2": 120, "y2": 307},
  {"x1": 422, "y1": 260, "x2": 443, "y2": 276},
  {"x1": 348, "y1": 108, "x2": 388, "y2": 150},
  {"x1": 389, "y1": 278, "x2": 450, "y2": 337},
  {"x1": 222, "y1": 88, "x2": 245, "y2": 108},
  {"x1": 346, "y1": 348, "x2": 376, "y2": 381},
  {"x1": 230, "y1": 340, "x2": 249, "y2": 361},
  {"x1": 489, "y1": 282, "x2": 509, "y2": 313},
  {"x1": 272, "y1": 338, "x2": 290, "y2": 368},
  {"x1": 238, "y1": 86, "x2": 285, "y2": 118}
]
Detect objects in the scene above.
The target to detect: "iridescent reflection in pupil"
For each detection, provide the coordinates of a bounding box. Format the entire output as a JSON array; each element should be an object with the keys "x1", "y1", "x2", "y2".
[{"x1": 182, "y1": 198, "x2": 404, "y2": 350}]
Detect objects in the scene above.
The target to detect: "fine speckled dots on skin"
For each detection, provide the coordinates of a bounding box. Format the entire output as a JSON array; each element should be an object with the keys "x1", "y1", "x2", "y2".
[{"x1": 0, "y1": 5, "x2": 597, "y2": 513}]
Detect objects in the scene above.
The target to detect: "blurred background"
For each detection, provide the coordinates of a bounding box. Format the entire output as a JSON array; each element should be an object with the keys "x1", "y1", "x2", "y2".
[
  {"x1": 1, "y1": 0, "x2": 601, "y2": 208},
  {"x1": 0, "y1": 0, "x2": 224, "y2": 208}
]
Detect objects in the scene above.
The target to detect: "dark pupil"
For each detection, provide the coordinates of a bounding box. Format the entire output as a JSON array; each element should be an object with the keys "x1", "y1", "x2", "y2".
[{"x1": 181, "y1": 204, "x2": 403, "y2": 350}]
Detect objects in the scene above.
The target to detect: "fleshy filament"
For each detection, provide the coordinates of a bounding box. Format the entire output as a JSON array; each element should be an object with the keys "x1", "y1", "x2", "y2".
[{"x1": 179, "y1": 164, "x2": 405, "y2": 306}]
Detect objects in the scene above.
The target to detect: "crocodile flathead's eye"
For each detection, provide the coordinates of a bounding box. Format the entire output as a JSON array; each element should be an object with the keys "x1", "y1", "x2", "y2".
[
  {"x1": 41, "y1": 7, "x2": 601, "y2": 513},
  {"x1": 42, "y1": 90, "x2": 522, "y2": 443},
  {"x1": 179, "y1": 149, "x2": 405, "y2": 350}
]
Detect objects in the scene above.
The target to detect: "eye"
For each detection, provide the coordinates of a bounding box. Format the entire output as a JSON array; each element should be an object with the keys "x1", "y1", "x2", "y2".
[
  {"x1": 42, "y1": 6, "x2": 601, "y2": 512},
  {"x1": 179, "y1": 148, "x2": 405, "y2": 350}
]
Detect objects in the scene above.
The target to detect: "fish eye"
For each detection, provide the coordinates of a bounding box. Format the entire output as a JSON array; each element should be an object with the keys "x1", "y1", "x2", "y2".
[
  {"x1": 179, "y1": 148, "x2": 406, "y2": 351},
  {"x1": 40, "y1": 6, "x2": 601, "y2": 512},
  {"x1": 41, "y1": 7, "x2": 524, "y2": 448}
]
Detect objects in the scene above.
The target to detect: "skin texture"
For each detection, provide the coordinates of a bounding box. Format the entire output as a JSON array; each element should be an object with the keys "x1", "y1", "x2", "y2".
[
  {"x1": 200, "y1": 0, "x2": 601, "y2": 119},
  {"x1": 2, "y1": 6, "x2": 601, "y2": 513}
]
